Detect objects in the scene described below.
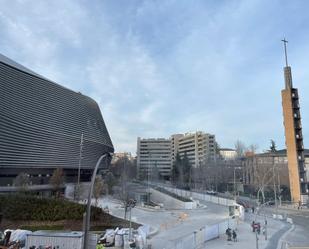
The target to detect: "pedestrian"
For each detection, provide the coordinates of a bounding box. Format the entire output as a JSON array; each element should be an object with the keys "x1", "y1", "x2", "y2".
[
  {"x1": 252, "y1": 206, "x2": 255, "y2": 213},
  {"x1": 257, "y1": 223, "x2": 261, "y2": 235},
  {"x1": 251, "y1": 221, "x2": 255, "y2": 232},
  {"x1": 298, "y1": 200, "x2": 302, "y2": 210},
  {"x1": 226, "y1": 228, "x2": 232, "y2": 241},
  {"x1": 232, "y1": 230, "x2": 237, "y2": 242}
]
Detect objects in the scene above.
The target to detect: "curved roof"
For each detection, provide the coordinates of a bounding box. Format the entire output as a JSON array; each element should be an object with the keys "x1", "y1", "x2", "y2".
[{"x1": 0, "y1": 53, "x2": 114, "y2": 170}]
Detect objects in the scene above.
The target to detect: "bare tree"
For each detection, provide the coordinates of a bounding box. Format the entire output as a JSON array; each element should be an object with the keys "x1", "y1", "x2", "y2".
[
  {"x1": 253, "y1": 157, "x2": 274, "y2": 203},
  {"x1": 110, "y1": 155, "x2": 137, "y2": 179},
  {"x1": 248, "y1": 144, "x2": 258, "y2": 154},
  {"x1": 93, "y1": 175, "x2": 105, "y2": 206},
  {"x1": 105, "y1": 171, "x2": 116, "y2": 195},
  {"x1": 50, "y1": 168, "x2": 65, "y2": 198},
  {"x1": 235, "y1": 140, "x2": 246, "y2": 158},
  {"x1": 14, "y1": 172, "x2": 30, "y2": 192}
]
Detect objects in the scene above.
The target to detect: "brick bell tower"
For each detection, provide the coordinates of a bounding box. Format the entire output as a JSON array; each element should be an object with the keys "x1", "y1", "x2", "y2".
[{"x1": 281, "y1": 39, "x2": 308, "y2": 203}]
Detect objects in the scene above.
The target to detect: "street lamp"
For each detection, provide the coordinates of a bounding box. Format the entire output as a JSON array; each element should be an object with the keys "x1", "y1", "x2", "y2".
[
  {"x1": 126, "y1": 199, "x2": 137, "y2": 240},
  {"x1": 83, "y1": 153, "x2": 110, "y2": 249}
]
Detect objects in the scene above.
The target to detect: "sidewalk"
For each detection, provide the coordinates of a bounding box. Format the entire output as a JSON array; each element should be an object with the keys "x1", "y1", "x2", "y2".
[{"x1": 202, "y1": 214, "x2": 289, "y2": 249}]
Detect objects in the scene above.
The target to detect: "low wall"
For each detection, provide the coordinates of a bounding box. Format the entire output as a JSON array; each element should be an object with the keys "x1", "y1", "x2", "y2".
[
  {"x1": 161, "y1": 186, "x2": 236, "y2": 207},
  {"x1": 150, "y1": 188, "x2": 197, "y2": 209}
]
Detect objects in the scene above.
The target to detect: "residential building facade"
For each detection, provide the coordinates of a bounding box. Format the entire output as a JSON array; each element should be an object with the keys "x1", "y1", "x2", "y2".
[
  {"x1": 242, "y1": 149, "x2": 309, "y2": 194},
  {"x1": 171, "y1": 131, "x2": 216, "y2": 167},
  {"x1": 219, "y1": 148, "x2": 237, "y2": 160},
  {"x1": 136, "y1": 137, "x2": 171, "y2": 180}
]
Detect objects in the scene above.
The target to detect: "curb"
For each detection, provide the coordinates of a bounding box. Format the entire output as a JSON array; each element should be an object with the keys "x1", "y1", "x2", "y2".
[
  {"x1": 276, "y1": 224, "x2": 295, "y2": 249},
  {"x1": 147, "y1": 227, "x2": 159, "y2": 238}
]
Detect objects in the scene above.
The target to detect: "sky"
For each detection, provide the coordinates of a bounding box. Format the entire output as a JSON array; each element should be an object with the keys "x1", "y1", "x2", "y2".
[{"x1": 1, "y1": 0, "x2": 309, "y2": 154}]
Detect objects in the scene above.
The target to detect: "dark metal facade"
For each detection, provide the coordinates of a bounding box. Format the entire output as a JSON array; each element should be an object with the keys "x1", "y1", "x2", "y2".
[{"x1": 0, "y1": 55, "x2": 114, "y2": 183}]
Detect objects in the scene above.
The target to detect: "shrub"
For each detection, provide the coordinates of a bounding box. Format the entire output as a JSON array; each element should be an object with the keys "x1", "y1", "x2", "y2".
[{"x1": 0, "y1": 194, "x2": 103, "y2": 221}]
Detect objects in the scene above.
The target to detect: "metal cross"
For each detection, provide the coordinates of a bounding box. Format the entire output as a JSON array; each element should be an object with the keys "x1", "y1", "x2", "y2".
[{"x1": 281, "y1": 38, "x2": 289, "y2": 67}]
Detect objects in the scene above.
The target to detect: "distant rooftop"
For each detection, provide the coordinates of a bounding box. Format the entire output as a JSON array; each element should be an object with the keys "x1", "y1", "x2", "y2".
[
  {"x1": 219, "y1": 148, "x2": 235, "y2": 151},
  {"x1": 256, "y1": 149, "x2": 309, "y2": 157}
]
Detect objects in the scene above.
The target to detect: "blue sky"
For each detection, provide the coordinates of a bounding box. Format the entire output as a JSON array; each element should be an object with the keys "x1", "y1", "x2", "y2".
[{"x1": 1, "y1": 0, "x2": 309, "y2": 154}]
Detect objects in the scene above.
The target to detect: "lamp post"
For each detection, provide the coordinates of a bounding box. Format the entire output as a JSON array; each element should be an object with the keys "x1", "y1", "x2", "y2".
[
  {"x1": 83, "y1": 153, "x2": 110, "y2": 249},
  {"x1": 126, "y1": 199, "x2": 136, "y2": 240}
]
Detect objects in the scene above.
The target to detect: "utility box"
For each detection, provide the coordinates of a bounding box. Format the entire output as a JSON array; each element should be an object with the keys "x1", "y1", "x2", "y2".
[{"x1": 25, "y1": 231, "x2": 97, "y2": 249}]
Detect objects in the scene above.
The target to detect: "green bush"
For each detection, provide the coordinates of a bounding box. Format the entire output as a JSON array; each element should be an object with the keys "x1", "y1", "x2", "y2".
[{"x1": 0, "y1": 194, "x2": 103, "y2": 221}]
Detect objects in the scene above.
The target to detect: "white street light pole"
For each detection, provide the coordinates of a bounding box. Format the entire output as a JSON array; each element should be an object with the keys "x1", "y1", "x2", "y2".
[{"x1": 83, "y1": 153, "x2": 110, "y2": 249}]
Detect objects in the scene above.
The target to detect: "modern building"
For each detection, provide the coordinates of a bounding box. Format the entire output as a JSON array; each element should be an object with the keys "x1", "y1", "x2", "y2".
[
  {"x1": 243, "y1": 149, "x2": 309, "y2": 195},
  {"x1": 281, "y1": 40, "x2": 308, "y2": 203},
  {"x1": 136, "y1": 137, "x2": 171, "y2": 180},
  {"x1": 0, "y1": 53, "x2": 114, "y2": 186},
  {"x1": 171, "y1": 134, "x2": 184, "y2": 162},
  {"x1": 219, "y1": 148, "x2": 237, "y2": 160},
  {"x1": 171, "y1": 131, "x2": 216, "y2": 167}
]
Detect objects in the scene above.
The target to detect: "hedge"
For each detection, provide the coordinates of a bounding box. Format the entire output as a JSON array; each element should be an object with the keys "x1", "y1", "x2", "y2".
[{"x1": 0, "y1": 194, "x2": 103, "y2": 221}]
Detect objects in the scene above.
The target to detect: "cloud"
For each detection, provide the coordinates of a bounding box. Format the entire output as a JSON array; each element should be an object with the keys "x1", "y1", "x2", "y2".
[{"x1": 1, "y1": 0, "x2": 309, "y2": 153}]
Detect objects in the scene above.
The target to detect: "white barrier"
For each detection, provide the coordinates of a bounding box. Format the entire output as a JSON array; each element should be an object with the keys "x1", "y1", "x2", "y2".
[
  {"x1": 162, "y1": 186, "x2": 236, "y2": 207},
  {"x1": 171, "y1": 218, "x2": 236, "y2": 249},
  {"x1": 205, "y1": 224, "x2": 219, "y2": 241}
]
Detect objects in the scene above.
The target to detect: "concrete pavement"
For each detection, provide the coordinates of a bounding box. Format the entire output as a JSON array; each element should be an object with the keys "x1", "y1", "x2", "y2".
[{"x1": 204, "y1": 213, "x2": 290, "y2": 249}]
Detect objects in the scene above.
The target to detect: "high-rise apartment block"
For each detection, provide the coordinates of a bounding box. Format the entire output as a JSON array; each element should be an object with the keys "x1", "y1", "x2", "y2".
[
  {"x1": 137, "y1": 131, "x2": 216, "y2": 179},
  {"x1": 171, "y1": 132, "x2": 216, "y2": 167},
  {"x1": 136, "y1": 137, "x2": 171, "y2": 179},
  {"x1": 281, "y1": 40, "x2": 308, "y2": 203}
]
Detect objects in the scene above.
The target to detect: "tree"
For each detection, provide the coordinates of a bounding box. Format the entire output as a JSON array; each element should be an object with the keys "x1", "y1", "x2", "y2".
[
  {"x1": 253, "y1": 158, "x2": 274, "y2": 203},
  {"x1": 110, "y1": 155, "x2": 137, "y2": 180},
  {"x1": 172, "y1": 153, "x2": 182, "y2": 185},
  {"x1": 215, "y1": 142, "x2": 221, "y2": 159},
  {"x1": 105, "y1": 171, "x2": 116, "y2": 194},
  {"x1": 235, "y1": 140, "x2": 246, "y2": 158},
  {"x1": 93, "y1": 175, "x2": 105, "y2": 206},
  {"x1": 270, "y1": 139, "x2": 277, "y2": 152},
  {"x1": 182, "y1": 153, "x2": 192, "y2": 188},
  {"x1": 13, "y1": 172, "x2": 30, "y2": 192},
  {"x1": 248, "y1": 144, "x2": 258, "y2": 154},
  {"x1": 50, "y1": 168, "x2": 65, "y2": 198}
]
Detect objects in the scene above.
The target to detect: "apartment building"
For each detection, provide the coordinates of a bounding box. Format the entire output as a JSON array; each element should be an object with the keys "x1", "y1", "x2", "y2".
[
  {"x1": 242, "y1": 149, "x2": 309, "y2": 192},
  {"x1": 171, "y1": 131, "x2": 216, "y2": 167},
  {"x1": 137, "y1": 137, "x2": 171, "y2": 180},
  {"x1": 219, "y1": 148, "x2": 237, "y2": 160}
]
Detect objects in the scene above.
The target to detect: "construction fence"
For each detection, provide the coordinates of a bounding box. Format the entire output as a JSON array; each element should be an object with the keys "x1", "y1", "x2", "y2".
[{"x1": 171, "y1": 217, "x2": 236, "y2": 249}]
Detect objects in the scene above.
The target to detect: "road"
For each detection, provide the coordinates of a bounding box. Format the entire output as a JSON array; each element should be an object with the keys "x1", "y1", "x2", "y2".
[
  {"x1": 237, "y1": 196, "x2": 309, "y2": 248},
  {"x1": 276, "y1": 207, "x2": 309, "y2": 248},
  {"x1": 97, "y1": 197, "x2": 229, "y2": 248}
]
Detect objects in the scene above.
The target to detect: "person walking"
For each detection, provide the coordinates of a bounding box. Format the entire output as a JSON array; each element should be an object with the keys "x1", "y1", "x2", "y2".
[
  {"x1": 226, "y1": 228, "x2": 232, "y2": 241},
  {"x1": 232, "y1": 230, "x2": 237, "y2": 242}
]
